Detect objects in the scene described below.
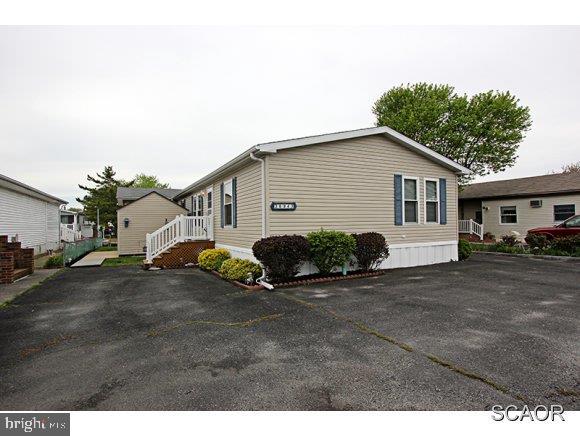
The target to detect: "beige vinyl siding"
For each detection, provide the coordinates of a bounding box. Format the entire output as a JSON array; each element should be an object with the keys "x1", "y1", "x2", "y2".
[
  {"x1": 460, "y1": 199, "x2": 482, "y2": 221},
  {"x1": 482, "y1": 194, "x2": 580, "y2": 240},
  {"x1": 213, "y1": 161, "x2": 262, "y2": 249},
  {"x1": 267, "y1": 134, "x2": 458, "y2": 244},
  {"x1": 117, "y1": 193, "x2": 187, "y2": 255}
]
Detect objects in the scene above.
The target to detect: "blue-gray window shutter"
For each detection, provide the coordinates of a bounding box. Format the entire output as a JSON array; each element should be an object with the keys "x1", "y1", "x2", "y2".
[
  {"x1": 439, "y1": 178, "x2": 447, "y2": 225},
  {"x1": 220, "y1": 182, "x2": 224, "y2": 228},
  {"x1": 394, "y1": 174, "x2": 403, "y2": 226},
  {"x1": 200, "y1": 196, "x2": 204, "y2": 216},
  {"x1": 232, "y1": 177, "x2": 238, "y2": 228}
]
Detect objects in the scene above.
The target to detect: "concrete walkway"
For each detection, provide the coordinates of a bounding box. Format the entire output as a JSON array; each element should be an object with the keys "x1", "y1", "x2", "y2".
[
  {"x1": 71, "y1": 250, "x2": 118, "y2": 267},
  {"x1": 0, "y1": 269, "x2": 61, "y2": 305}
]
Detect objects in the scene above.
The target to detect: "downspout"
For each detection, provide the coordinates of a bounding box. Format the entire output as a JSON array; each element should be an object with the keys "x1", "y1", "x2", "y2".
[{"x1": 249, "y1": 151, "x2": 274, "y2": 291}]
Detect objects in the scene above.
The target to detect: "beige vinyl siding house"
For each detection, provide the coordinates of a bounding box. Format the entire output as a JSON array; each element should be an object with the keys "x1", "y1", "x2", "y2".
[
  {"x1": 459, "y1": 172, "x2": 580, "y2": 241},
  {"x1": 117, "y1": 192, "x2": 188, "y2": 255},
  {"x1": 172, "y1": 127, "x2": 470, "y2": 270},
  {"x1": 0, "y1": 173, "x2": 66, "y2": 255}
]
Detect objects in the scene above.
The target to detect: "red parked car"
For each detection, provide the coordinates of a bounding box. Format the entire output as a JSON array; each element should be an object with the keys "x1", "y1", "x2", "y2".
[{"x1": 527, "y1": 214, "x2": 580, "y2": 238}]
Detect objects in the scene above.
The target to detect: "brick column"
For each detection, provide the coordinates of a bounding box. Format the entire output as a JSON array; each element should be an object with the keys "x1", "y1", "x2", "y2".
[
  {"x1": 0, "y1": 235, "x2": 8, "y2": 252},
  {"x1": 0, "y1": 252, "x2": 14, "y2": 284},
  {"x1": 17, "y1": 248, "x2": 34, "y2": 271}
]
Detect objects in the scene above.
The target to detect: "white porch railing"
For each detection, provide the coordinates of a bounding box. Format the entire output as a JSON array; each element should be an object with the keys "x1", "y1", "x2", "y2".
[
  {"x1": 458, "y1": 219, "x2": 483, "y2": 240},
  {"x1": 60, "y1": 223, "x2": 82, "y2": 242},
  {"x1": 146, "y1": 215, "x2": 211, "y2": 262}
]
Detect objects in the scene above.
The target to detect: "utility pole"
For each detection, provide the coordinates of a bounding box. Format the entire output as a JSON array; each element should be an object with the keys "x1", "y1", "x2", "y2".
[{"x1": 96, "y1": 208, "x2": 100, "y2": 238}]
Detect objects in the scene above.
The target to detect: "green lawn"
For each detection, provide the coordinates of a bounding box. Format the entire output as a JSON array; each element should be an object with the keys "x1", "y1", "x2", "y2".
[
  {"x1": 102, "y1": 256, "x2": 144, "y2": 266},
  {"x1": 95, "y1": 245, "x2": 118, "y2": 252}
]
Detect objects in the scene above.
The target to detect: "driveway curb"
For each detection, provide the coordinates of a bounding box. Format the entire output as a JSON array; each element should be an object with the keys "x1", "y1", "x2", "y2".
[{"x1": 473, "y1": 251, "x2": 580, "y2": 262}]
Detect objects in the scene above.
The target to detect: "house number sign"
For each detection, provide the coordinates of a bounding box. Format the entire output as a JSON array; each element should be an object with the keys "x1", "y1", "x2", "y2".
[{"x1": 270, "y1": 202, "x2": 297, "y2": 211}]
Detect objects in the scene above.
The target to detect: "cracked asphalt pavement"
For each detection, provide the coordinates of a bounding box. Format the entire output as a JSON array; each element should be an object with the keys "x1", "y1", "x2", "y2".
[{"x1": 0, "y1": 253, "x2": 578, "y2": 410}]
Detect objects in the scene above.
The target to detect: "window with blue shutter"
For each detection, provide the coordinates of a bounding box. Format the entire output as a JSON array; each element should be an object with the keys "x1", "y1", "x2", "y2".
[
  {"x1": 220, "y1": 182, "x2": 225, "y2": 228},
  {"x1": 439, "y1": 178, "x2": 447, "y2": 225},
  {"x1": 394, "y1": 174, "x2": 403, "y2": 226},
  {"x1": 232, "y1": 177, "x2": 237, "y2": 228}
]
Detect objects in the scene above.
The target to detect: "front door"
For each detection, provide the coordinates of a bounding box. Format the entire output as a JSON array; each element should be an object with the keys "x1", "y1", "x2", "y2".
[{"x1": 206, "y1": 186, "x2": 214, "y2": 240}]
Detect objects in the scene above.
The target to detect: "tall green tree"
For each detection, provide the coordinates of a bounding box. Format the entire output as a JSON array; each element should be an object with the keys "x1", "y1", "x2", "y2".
[
  {"x1": 372, "y1": 83, "x2": 532, "y2": 181},
  {"x1": 132, "y1": 173, "x2": 170, "y2": 189},
  {"x1": 76, "y1": 166, "x2": 132, "y2": 230}
]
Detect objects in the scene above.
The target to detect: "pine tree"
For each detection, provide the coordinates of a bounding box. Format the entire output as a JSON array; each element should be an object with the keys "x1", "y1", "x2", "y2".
[{"x1": 76, "y1": 166, "x2": 132, "y2": 231}]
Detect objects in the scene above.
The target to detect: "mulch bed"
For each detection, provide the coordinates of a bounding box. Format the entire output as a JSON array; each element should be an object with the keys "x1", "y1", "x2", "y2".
[{"x1": 209, "y1": 269, "x2": 386, "y2": 290}]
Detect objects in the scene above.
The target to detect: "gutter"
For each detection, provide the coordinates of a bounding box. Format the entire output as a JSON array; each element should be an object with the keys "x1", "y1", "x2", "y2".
[{"x1": 249, "y1": 151, "x2": 274, "y2": 291}]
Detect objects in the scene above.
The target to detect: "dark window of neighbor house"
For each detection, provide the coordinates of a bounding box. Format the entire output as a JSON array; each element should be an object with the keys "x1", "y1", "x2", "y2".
[
  {"x1": 554, "y1": 204, "x2": 575, "y2": 222},
  {"x1": 425, "y1": 179, "x2": 439, "y2": 223},
  {"x1": 500, "y1": 206, "x2": 517, "y2": 224},
  {"x1": 403, "y1": 178, "x2": 418, "y2": 223},
  {"x1": 223, "y1": 180, "x2": 233, "y2": 226}
]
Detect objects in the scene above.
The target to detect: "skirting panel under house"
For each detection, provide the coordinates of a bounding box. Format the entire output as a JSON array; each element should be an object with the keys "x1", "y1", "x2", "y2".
[{"x1": 216, "y1": 240, "x2": 458, "y2": 276}]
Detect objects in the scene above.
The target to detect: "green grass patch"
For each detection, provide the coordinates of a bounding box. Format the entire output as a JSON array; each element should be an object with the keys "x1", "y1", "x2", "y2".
[
  {"x1": 102, "y1": 256, "x2": 144, "y2": 266},
  {"x1": 95, "y1": 245, "x2": 118, "y2": 252}
]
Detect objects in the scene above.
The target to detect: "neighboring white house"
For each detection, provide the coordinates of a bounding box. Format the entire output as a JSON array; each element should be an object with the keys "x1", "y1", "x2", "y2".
[
  {"x1": 60, "y1": 209, "x2": 95, "y2": 241},
  {"x1": 459, "y1": 172, "x2": 580, "y2": 240},
  {"x1": 0, "y1": 173, "x2": 67, "y2": 255}
]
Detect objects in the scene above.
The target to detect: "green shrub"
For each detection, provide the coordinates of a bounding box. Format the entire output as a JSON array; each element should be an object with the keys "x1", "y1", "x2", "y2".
[
  {"x1": 352, "y1": 232, "x2": 389, "y2": 271},
  {"x1": 550, "y1": 235, "x2": 580, "y2": 254},
  {"x1": 198, "y1": 248, "x2": 230, "y2": 271},
  {"x1": 495, "y1": 242, "x2": 526, "y2": 254},
  {"x1": 252, "y1": 235, "x2": 310, "y2": 282},
  {"x1": 219, "y1": 258, "x2": 262, "y2": 282},
  {"x1": 307, "y1": 229, "x2": 356, "y2": 275},
  {"x1": 500, "y1": 235, "x2": 518, "y2": 246},
  {"x1": 44, "y1": 254, "x2": 63, "y2": 268},
  {"x1": 458, "y1": 240, "x2": 472, "y2": 260},
  {"x1": 524, "y1": 233, "x2": 549, "y2": 250}
]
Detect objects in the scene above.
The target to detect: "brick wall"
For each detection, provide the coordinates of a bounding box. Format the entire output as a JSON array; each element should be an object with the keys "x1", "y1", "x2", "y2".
[{"x1": 0, "y1": 235, "x2": 34, "y2": 284}]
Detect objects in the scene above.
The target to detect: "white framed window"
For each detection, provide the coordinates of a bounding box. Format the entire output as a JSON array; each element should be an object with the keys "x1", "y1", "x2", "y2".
[
  {"x1": 402, "y1": 177, "x2": 419, "y2": 224},
  {"x1": 424, "y1": 179, "x2": 439, "y2": 223},
  {"x1": 500, "y1": 206, "x2": 517, "y2": 224},
  {"x1": 554, "y1": 204, "x2": 575, "y2": 222},
  {"x1": 191, "y1": 195, "x2": 204, "y2": 217},
  {"x1": 223, "y1": 179, "x2": 233, "y2": 227}
]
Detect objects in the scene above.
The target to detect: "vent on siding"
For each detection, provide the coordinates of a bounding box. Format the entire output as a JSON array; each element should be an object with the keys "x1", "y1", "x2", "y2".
[{"x1": 530, "y1": 199, "x2": 542, "y2": 208}]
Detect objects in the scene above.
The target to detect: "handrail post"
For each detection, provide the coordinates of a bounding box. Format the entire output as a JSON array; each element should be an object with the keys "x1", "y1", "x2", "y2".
[{"x1": 146, "y1": 233, "x2": 151, "y2": 262}]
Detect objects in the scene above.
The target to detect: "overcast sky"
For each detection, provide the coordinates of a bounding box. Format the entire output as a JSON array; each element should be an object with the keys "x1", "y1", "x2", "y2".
[{"x1": 1, "y1": 26, "x2": 579, "y2": 206}]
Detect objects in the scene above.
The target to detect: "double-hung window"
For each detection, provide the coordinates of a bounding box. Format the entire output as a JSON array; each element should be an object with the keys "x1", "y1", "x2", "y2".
[
  {"x1": 223, "y1": 180, "x2": 233, "y2": 226},
  {"x1": 500, "y1": 206, "x2": 517, "y2": 224},
  {"x1": 425, "y1": 179, "x2": 439, "y2": 223},
  {"x1": 403, "y1": 177, "x2": 418, "y2": 224},
  {"x1": 554, "y1": 204, "x2": 575, "y2": 222}
]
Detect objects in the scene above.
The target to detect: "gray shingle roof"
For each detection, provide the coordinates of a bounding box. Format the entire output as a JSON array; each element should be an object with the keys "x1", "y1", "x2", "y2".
[
  {"x1": 116, "y1": 187, "x2": 182, "y2": 201},
  {"x1": 459, "y1": 172, "x2": 580, "y2": 200}
]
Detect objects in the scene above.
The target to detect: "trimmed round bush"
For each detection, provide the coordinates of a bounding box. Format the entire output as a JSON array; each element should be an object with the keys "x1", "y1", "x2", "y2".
[
  {"x1": 352, "y1": 232, "x2": 389, "y2": 271},
  {"x1": 219, "y1": 258, "x2": 262, "y2": 282},
  {"x1": 198, "y1": 248, "x2": 230, "y2": 271},
  {"x1": 252, "y1": 235, "x2": 310, "y2": 283},
  {"x1": 307, "y1": 229, "x2": 356, "y2": 275},
  {"x1": 458, "y1": 239, "x2": 472, "y2": 261}
]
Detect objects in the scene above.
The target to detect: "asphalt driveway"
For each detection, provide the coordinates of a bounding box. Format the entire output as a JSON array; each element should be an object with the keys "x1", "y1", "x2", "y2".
[{"x1": 0, "y1": 254, "x2": 578, "y2": 410}]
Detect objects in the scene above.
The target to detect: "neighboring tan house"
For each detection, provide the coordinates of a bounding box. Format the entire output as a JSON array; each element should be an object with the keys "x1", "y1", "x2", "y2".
[
  {"x1": 0, "y1": 173, "x2": 67, "y2": 255},
  {"x1": 116, "y1": 188, "x2": 185, "y2": 255},
  {"x1": 459, "y1": 172, "x2": 580, "y2": 240},
  {"x1": 140, "y1": 126, "x2": 471, "y2": 270}
]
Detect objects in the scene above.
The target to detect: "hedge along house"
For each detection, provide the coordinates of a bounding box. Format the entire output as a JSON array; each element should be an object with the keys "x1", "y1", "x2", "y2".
[{"x1": 145, "y1": 126, "x2": 470, "y2": 270}]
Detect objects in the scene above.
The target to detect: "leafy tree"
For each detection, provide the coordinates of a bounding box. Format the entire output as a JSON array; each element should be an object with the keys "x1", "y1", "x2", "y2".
[
  {"x1": 560, "y1": 162, "x2": 580, "y2": 174},
  {"x1": 132, "y1": 173, "x2": 170, "y2": 189},
  {"x1": 76, "y1": 166, "x2": 132, "y2": 230},
  {"x1": 372, "y1": 83, "x2": 532, "y2": 181}
]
